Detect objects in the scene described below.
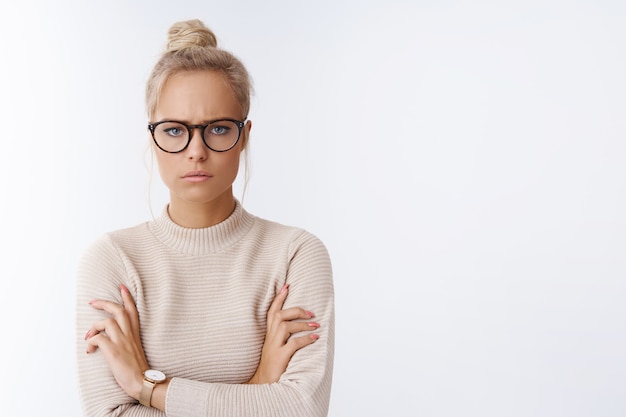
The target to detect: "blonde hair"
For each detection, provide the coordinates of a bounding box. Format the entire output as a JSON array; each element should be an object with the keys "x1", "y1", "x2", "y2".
[{"x1": 146, "y1": 19, "x2": 253, "y2": 122}]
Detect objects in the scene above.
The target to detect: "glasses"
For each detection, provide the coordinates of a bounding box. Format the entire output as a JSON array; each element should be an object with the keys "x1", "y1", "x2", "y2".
[{"x1": 148, "y1": 118, "x2": 246, "y2": 153}]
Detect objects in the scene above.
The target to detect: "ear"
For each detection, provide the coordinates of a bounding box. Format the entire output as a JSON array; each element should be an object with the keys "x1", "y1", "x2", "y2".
[{"x1": 241, "y1": 120, "x2": 252, "y2": 150}]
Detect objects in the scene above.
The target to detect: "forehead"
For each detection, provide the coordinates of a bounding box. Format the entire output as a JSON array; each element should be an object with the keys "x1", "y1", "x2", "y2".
[{"x1": 155, "y1": 70, "x2": 242, "y2": 121}]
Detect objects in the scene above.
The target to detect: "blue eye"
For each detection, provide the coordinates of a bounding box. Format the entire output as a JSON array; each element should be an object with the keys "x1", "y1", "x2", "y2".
[
  {"x1": 210, "y1": 125, "x2": 230, "y2": 135},
  {"x1": 164, "y1": 127, "x2": 185, "y2": 137}
]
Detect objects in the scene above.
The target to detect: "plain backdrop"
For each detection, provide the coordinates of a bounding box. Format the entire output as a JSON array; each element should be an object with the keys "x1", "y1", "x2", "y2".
[{"x1": 0, "y1": 1, "x2": 625, "y2": 416}]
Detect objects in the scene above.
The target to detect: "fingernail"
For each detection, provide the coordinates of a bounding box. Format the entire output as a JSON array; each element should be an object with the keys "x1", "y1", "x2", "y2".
[
  {"x1": 306, "y1": 310, "x2": 315, "y2": 318},
  {"x1": 308, "y1": 322, "x2": 320, "y2": 328},
  {"x1": 84, "y1": 330, "x2": 91, "y2": 340},
  {"x1": 310, "y1": 334, "x2": 320, "y2": 340},
  {"x1": 280, "y1": 284, "x2": 289, "y2": 293},
  {"x1": 120, "y1": 284, "x2": 128, "y2": 293},
  {"x1": 88, "y1": 300, "x2": 96, "y2": 305}
]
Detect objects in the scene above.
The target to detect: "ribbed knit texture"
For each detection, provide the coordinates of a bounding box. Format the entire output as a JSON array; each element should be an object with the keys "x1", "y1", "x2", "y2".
[{"x1": 75, "y1": 202, "x2": 334, "y2": 417}]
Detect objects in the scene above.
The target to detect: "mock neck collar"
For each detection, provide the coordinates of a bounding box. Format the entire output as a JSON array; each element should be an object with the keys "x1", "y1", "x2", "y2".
[{"x1": 148, "y1": 200, "x2": 255, "y2": 255}]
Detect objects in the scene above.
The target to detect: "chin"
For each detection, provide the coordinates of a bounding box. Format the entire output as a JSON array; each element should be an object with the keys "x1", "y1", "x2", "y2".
[{"x1": 176, "y1": 188, "x2": 233, "y2": 205}]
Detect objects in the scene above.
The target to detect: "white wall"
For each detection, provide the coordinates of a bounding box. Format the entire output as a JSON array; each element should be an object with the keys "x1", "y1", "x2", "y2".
[{"x1": 1, "y1": 1, "x2": 624, "y2": 416}]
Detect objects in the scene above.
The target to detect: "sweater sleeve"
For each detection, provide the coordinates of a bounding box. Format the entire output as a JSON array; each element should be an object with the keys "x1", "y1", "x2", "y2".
[
  {"x1": 75, "y1": 234, "x2": 166, "y2": 417},
  {"x1": 164, "y1": 230, "x2": 335, "y2": 417},
  {"x1": 76, "y1": 230, "x2": 335, "y2": 417}
]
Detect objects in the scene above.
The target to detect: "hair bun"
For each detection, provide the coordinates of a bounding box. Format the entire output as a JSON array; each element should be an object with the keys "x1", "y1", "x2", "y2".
[{"x1": 166, "y1": 19, "x2": 217, "y2": 52}]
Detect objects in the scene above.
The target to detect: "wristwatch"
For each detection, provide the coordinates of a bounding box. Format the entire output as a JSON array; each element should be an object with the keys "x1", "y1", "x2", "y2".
[{"x1": 139, "y1": 369, "x2": 167, "y2": 407}]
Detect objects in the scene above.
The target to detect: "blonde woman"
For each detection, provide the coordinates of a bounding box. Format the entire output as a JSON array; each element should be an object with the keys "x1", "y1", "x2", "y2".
[{"x1": 76, "y1": 19, "x2": 334, "y2": 417}]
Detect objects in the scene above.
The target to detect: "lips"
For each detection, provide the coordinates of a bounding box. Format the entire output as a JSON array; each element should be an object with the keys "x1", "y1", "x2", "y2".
[
  {"x1": 182, "y1": 171, "x2": 213, "y2": 182},
  {"x1": 183, "y1": 170, "x2": 212, "y2": 178}
]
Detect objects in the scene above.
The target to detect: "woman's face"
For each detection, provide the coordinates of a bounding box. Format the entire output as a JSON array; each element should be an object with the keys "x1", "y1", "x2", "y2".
[{"x1": 152, "y1": 70, "x2": 250, "y2": 212}]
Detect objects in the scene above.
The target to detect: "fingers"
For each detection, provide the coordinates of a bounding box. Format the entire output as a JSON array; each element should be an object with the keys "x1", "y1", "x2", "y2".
[
  {"x1": 285, "y1": 333, "x2": 320, "y2": 352},
  {"x1": 120, "y1": 284, "x2": 140, "y2": 335},
  {"x1": 85, "y1": 284, "x2": 139, "y2": 354},
  {"x1": 273, "y1": 306, "x2": 315, "y2": 322},
  {"x1": 281, "y1": 320, "x2": 320, "y2": 339},
  {"x1": 268, "y1": 285, "x2": 315, "y2": 322},
  {"x1": 85, "y1": 316, "x2": 124, "y2": 344},
  {"x1": 265, "y1": 284, "x2": 320, "y2": 349},
  {"x1": 89, "y1": 299, "x2": 132, "y2": 334},
  {"x1": 267, "y1": 284, "x2": 289, "y2": 315},
  {"x1": 88, "y1": 284, "x2": 137, "y2": 336},
  {"x1": 268, "y1": 319, "x2": 320, "y2": 345},
  {"x1": 85, "y1": 330, "x2": 113, "y2": 354},
  {"x1": 84, "y1": 317, "x2": 119, "y2": 353}
]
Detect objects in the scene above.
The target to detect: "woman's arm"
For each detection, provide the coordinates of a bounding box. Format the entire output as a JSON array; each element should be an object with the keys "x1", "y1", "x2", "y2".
[
  {"x1": 76, "y1": 230, "x2": 334, "y2": 417},
  {"x1": 84, "y1": 283, "x2": 319, "y2": 410}
]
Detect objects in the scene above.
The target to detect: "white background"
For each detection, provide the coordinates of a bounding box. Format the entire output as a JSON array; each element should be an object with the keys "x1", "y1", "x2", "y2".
[{"x1": 1, "y1": 1, "x2": 625, "y2": 416}]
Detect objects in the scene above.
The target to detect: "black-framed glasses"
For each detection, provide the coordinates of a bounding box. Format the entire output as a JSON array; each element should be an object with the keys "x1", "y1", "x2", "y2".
[{"x1": 148, "y1": 118, "x2": 246, "y2": 153}]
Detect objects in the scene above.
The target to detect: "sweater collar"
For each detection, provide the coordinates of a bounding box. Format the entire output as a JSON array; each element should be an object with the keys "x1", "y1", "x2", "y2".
[{"x1": 148, "y1": 200, "x2": 255, "y2": 255}]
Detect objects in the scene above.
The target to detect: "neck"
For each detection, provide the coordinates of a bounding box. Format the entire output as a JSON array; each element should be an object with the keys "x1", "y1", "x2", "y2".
[{"x1": 168, "y1": 192, "x2": 236, "y2": 228}]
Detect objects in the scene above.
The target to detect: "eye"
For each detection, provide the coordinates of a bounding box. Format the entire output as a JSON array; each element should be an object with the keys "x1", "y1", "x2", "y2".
[
  {"x1": 209, "y1": 125, "x2": 231, "y2": 135},
  {"x1": 163, "y1": 126, "x2": 185, "y2": 137}
]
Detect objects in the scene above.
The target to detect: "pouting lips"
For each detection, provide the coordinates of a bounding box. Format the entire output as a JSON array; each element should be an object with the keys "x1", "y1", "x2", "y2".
[{"x1": 183, "y1": 171, "x2": 212, "y2": 178}]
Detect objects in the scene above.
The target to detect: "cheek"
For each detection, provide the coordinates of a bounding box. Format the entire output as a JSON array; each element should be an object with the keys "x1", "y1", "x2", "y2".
[
  {"x1": 215, "y1": 142, "x2": 243, "y2": 171},
  {"x1": 155, "y1": 153, "x2": 177, "y2": 186},
  {"x1": 216, "y1": 152, "x2": 241, "y2": 180}
]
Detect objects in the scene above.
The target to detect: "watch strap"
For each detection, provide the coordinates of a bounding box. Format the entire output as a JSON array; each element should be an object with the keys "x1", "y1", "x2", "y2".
[{"x1": 139, "y1": 378, "x2": 156, "y2": 407}]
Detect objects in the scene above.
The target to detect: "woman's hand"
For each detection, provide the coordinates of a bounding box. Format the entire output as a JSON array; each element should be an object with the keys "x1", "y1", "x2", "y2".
[
  {"x1": 84, "y1": 284, "x2": 149, "y2": 400},
  {"x1": 247, "y1": 284, "x2": 320, "y2": 384}
]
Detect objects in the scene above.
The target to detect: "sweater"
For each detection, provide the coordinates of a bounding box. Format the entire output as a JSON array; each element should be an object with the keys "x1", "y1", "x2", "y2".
[{"x1": 75, "y1": 201, "x2": 334, "y2": 417}]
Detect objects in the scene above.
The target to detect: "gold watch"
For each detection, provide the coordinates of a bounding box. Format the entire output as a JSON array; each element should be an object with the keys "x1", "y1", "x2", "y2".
[{"x1": 139, "y1": 369, "x2": 166, "y2": 407}]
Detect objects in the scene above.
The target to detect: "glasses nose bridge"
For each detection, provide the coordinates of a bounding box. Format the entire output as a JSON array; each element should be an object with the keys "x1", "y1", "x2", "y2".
[{"x1": 187, "y1": 123, "x2": 208, "y2": 144}]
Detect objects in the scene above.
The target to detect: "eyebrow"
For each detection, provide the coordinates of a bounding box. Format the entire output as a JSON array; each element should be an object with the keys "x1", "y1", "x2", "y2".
[{"x1": 152, "y1": 117, "x2": 244, "y2": 124}]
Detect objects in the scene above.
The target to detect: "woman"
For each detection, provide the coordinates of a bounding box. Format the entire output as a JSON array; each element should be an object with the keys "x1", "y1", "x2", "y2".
[{"x1": 76, "y1": 19, "x2": 334, "y2": 417}]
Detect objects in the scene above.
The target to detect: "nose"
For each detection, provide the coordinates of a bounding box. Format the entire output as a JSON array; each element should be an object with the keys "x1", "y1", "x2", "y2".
[{"x1": 186, "y1": 127, "x2": 208, "y2": 161}]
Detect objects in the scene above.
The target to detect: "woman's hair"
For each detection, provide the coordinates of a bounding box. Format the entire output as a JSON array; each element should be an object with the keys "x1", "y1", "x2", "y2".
[{"x1": 145, "y1": 19, "x2": 253, "y2": 122}]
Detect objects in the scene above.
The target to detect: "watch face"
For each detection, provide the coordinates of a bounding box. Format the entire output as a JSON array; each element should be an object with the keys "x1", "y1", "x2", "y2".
[{"x1": 144, "y1": 369, "x2": 166, "y2": 382}]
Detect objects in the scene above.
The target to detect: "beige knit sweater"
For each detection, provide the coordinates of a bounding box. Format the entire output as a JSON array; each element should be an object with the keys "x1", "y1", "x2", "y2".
[{"x1": 75, "y1": 202, "x2": 334, "y2": 417}]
